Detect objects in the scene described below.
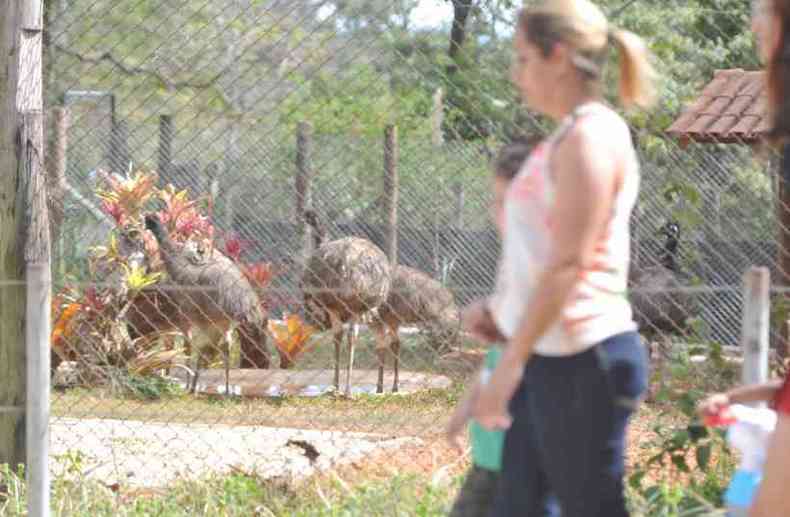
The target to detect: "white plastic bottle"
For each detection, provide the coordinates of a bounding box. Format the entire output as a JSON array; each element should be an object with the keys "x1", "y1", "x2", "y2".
[{"x1": 709, "y1": 404, "x2": 777, "y2": 516}]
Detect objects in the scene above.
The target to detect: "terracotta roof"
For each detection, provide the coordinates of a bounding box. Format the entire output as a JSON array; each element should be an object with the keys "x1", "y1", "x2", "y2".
[{"x1": 666, "y1": 69, "x2": 770, "y2": 145}]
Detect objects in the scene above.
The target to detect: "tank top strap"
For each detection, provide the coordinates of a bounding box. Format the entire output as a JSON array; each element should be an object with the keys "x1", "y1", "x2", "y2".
[{"x1": 545, "y1": 101, "x2": 604, "y2": 156}]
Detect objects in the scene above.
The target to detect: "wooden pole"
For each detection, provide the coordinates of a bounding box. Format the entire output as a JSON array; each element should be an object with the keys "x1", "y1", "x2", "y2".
[
  {"x1": 384, "y1": 125, "x2": 399, "y2": 265},
  {"x1": 46, "y1": 106, "x2": 67, "y2": 247},
  {"x1": 158, "y1": 114, "x2": 173, "y2": 185},
  {"x1": 0, "y1": 0, "x2": 25, "y2": 473},
  {"x1": 108, "y1": 119, "x2": 130, "y2": 174},
  {"x1": 452, "y1": 182, "x2": 464, "y2": 227},
  {"x1": 741, "y1": 267, "x2": 770, "y2": 407},
  {"x1": 18, "y1": 0, "x2": 51, "y2": 515},
  {"x1": 295, "y1": 121, "x2": 312, "y2": 256}
]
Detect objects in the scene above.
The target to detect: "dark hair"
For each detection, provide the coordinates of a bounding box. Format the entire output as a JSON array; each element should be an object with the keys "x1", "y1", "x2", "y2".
[
  {"x1": 493, "y1": 136, "x2": 541, "y2": 180},
  {"x1": 768, "y1": 0, "x2": 790, "y2": 144}
]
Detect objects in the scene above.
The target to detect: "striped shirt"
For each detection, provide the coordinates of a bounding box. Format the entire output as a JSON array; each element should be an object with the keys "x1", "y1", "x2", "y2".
[{"x1": 488, "y1": 101, "x2": 638, "y2": 356}]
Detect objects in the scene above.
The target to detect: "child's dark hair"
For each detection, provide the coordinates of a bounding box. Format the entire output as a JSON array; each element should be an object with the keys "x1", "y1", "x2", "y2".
[
  {"x1": 493, "y1": 136, "x2": 541, "y2": 180},
  {"x1": 768, "y1": 0, "x2": 790, "y2": 144}
]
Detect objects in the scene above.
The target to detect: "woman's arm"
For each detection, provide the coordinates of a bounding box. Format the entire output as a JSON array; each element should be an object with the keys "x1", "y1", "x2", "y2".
[
  {"x1": 445, "y1": 373, "x2": 483, "y2": 450},
  {"x1": 698, "y1": 380, "x2": 783, "y2": 417},
  {"x1": 728, "y1": 380, "x2": 783, "y2": 404},
  {"x1": 503, "y1": 119, "x2": 620, "y2": 363}
]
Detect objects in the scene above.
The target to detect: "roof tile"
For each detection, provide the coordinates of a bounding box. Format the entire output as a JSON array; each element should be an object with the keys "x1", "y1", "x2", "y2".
[{"x1": 666, "y1": 69, "x2": 767, "y2": 143}]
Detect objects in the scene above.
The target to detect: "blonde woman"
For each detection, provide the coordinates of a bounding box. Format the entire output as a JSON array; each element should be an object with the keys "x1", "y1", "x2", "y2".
[{"x1": 465, "y1": 0, "x2": 657, "y2": 515}]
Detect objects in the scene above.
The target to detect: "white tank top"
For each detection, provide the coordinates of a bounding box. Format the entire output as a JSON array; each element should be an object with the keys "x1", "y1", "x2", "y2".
[{"x1": 488, "y1": 101, "x2": 638, "y2": 356}]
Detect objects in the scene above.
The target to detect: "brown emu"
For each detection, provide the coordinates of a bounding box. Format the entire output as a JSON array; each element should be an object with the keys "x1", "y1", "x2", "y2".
[
  {"x1": 370, "y1": 264, "x2": 460, "y2": 393},
  {"x1": 143, "y1": 213, "x2": 271, "y2": 393},
  {"x1": 301, "y1": 209, "x2": 391, "y2": 396}
]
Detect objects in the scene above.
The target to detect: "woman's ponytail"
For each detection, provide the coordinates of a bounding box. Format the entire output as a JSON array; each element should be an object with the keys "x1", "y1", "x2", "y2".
[{"x1": 608, "y1": 28, "x2": 657, "y2": 109}]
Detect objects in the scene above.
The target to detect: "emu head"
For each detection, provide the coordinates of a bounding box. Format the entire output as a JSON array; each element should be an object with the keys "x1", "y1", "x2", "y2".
[
  {"x1": 117, "y1": 223, "x2": 150, "y2": 273},
  {"x1": 656, "y1": 221, "x2": 680, "y2": 271},
  {"x1": 657, "y1": 221, "x2": 680, "y2": 242}
]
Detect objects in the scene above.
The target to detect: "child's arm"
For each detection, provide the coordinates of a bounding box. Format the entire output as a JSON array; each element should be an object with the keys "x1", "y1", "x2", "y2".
[
  {"x1": 445, "y1": 373, "x2": 483, "y2": 451},
  {"x1": 698, "y1": 380, "x2": 784, "y2": 417}
]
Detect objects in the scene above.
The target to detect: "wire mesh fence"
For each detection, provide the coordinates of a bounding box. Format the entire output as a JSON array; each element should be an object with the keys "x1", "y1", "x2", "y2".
[{"x1": 21, "y1": 0, "x2": 787, "y2": 493}]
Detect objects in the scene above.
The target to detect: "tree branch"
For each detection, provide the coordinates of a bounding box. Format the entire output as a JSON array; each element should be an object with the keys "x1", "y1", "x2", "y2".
[{"x1": 52, "y1": 42, "x2": 233, "y2": 108}]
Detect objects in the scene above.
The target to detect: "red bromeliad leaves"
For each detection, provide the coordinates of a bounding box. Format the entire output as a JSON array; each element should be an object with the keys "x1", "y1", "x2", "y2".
[
  {"x1": 222, "y1": 233, "x2": 255, "y2": 263},
  {"x1": 101, "y1": 200, "x2": 125, "y2": 226},
  {"x1": 242, "y1": 262, "x2": 276, "y2": 290},
  {"x1": 173, "y1": 211, "x2": 212, "y2": 241},
  {"x1": 157, "y1": 184, "x2": 214, "y2": 242},
  {"x1": 95, "y1": 170, "x2": 157, "y2": 227},
  {"x1": 225, "y1": 238, "x2": 243, "y2": 262},
  {"x1": 82, "y1": 287, "x2": 106, "y2": 313}
]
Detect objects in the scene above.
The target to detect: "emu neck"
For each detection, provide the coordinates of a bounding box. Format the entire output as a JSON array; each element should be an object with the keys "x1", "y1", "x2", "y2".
[
  {"x1": 309, "y1": 220, "x2": 326, "y2": 248},
  {"x1": 149, "y1": 224, "x2": 177, "y2": 259},
  {"x1": 660, "y1": 238, "x2": 678, "y2": 272}
]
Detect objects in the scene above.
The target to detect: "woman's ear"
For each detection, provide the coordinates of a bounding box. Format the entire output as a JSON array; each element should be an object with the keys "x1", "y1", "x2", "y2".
[{"x1": 548, "y1": 41, "x2": 573, "y2": 75}]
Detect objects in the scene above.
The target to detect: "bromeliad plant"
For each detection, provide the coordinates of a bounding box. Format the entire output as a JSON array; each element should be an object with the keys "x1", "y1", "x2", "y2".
[
  {"x1": 95, "y1": 169, "x2": 157, "y2": 227},
  {"x1": 157, "y1": 184, "x2": 213, "y2": 244},
  {"x1": 267, "y1": 312, "x2": 317, "y2": 364},
  {"x1": 53, "y1": 169, "x2": 199, "y2": 383}
]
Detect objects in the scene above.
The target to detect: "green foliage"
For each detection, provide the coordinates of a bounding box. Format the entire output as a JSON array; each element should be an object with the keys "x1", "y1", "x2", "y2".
[
  {"x1": 279, "y1": 64, "x2": 433, "y2": 137},
  {"x1": 629, "y1": 354, "x2": 737, "y2": 516},
  {"x1": 1, "y1": 464, "x2": 458, "y2": 516},
  {"x1": 117, "y1": 373, "x2": 184, "y2": 401}
]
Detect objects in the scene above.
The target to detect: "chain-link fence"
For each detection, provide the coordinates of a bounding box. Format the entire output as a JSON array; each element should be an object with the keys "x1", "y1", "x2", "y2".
[{"x1": 28, "y1": 0, "x2": 784, "y2": 493}]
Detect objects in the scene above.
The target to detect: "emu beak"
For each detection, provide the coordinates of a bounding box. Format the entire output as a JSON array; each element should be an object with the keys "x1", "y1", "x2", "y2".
[{"x1": 127, "y1": 251, "x2": 147, "y2": 272}]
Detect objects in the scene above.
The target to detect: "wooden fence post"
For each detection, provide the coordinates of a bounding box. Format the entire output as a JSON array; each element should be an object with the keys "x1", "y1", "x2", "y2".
[
  {"x1": 0, "y1": 0, "x2": 24, "y2": 473},
  {"x1": 158, "y1": 114, "x2": 173, "y2": 185},
  {"x1": 452, "y1": 182, "x2": 464, "y2": 228},
  {"x1": 46, "y1": 106, "x2": 67, "y2": 254},
  {"x1": 295, "y1": 121, "x2": 312, "y2": 258},
  {"x1": 384, "y1": 125, "x2": 398, "y2": 265},
  {"x1": 741, "y1": 267, "x2": 770, "y2": 406},
  {"x1": 107, "y1": 119, "x2": 130, "y2": 174}
]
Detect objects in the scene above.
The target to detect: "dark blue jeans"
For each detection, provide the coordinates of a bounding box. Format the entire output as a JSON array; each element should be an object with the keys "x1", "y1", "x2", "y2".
[{"x1": 489, "y1": 331, "x2": 648, "y2": 517}]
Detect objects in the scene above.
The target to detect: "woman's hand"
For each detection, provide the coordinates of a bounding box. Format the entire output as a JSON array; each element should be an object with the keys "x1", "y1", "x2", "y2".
[
  {"x1": 445, "y1": 409, "x2": 469, "y2": 453},
  {"x1": 697, "y1": 392, "x2": 730, "y2": 419},
  {"x1": 462, "y1": 300, "x2": 505, "y2": 343},
  {"x1": 472, "y1": 354, "x2": 524, "y2": 431}
]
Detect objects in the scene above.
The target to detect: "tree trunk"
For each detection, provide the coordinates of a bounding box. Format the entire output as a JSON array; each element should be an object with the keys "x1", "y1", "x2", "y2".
[
  {"x1": 447, "y1": 0, "x2": 473, "y2": 74},
  {"x1": 0, "y1": 0, "x2": 26, "y2": 469}
]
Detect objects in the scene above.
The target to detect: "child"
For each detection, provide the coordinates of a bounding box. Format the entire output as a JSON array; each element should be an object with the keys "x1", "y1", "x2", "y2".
[{"x1": 445, "y1": 137, "x2": 538, "y2": 517}]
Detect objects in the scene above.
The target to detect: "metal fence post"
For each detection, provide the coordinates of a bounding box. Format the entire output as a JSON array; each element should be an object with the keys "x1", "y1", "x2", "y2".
[{"x1": 19, "y1": 0, "x2": 51, "y2": 512}]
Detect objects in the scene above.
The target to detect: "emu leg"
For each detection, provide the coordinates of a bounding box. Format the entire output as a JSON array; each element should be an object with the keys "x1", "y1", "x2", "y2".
[
  {"x1": 370, "y1": 320, "x2": 389, "y2": 394},
  {"x1": 190, "y1": 352, "x2": 201, "y2": 394},
  {"x1": 333, "y1": 327, "x2": 343, "y2": 392},
  {"x1": 239, "y1": 322, "x2": 271, "y2": 369},
  {"x1": 327, "y1": 312, "x2": 343, "y2": 392},
  {"x1": 345, "y1": 323, "x2": 358, "y2": 397},
  {"x1": 376, "y1": 349, "x2": 387, "y2": 394},
  {"x1": 184, "y1": 330, "x2": 202, "y2": 394},
  {"x1": 392, "y1": 337, "x2": 401, "y2": 393},
  {"x1": 223, "y1": 328, "x2": 233, "y2": 396}
]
